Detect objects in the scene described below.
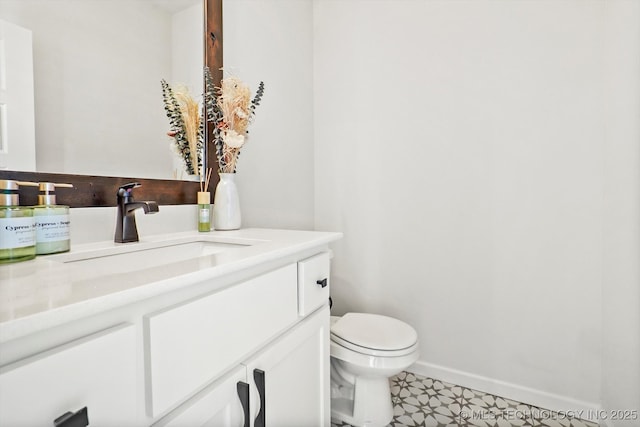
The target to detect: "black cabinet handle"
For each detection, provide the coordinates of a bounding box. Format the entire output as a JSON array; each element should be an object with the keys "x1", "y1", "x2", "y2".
[
  {"x1": 237, "y1": 381, "x2": 250, "y2": 427},
  {"x1": 54, "y1": 407, "x2": 89, "y2": 427},
  {"x1": 254, "y1": 369, "x2": 266, "y2": 427},
  {"x1": 316, "y1": 278, "x2": 328, "y2": 288}
]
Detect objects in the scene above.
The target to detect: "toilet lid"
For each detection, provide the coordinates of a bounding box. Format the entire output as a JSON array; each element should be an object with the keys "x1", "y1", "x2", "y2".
[{"x1": 330, "y1": 313, "x2": 418, "y2": 352}]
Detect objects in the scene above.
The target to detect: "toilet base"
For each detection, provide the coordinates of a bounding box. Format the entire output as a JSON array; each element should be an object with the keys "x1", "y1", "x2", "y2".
[{"x1": 330, "y1": 375, "x2": 394, "y2": 427}]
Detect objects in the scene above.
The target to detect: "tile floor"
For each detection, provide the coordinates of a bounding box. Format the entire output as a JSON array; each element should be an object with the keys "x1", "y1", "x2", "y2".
[{"x1": 331, "y1": 371, "x2": 599, "y2": 427}]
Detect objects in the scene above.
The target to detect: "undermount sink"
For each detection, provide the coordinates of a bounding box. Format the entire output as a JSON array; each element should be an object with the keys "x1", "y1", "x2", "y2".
[{"x1": 49, "y1": 240, "x2": 249, "y2": 274}]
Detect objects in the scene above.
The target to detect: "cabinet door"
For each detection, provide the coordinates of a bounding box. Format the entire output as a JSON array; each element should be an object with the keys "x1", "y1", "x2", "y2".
[
  {"x1": 153, "y1": 366, "x2": 249, "y2": 427},
  {"x1": 245, "y1": 305, "x2": 330, "y2": 427},
  {"x1": 0, "y1": 324, "x2": 138, "y2": 427}
]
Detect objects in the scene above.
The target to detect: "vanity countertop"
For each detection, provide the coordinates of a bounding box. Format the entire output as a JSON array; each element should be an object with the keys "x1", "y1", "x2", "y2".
[{"x1": 0, "y1": 228, "x2": 342, "y2": 342}]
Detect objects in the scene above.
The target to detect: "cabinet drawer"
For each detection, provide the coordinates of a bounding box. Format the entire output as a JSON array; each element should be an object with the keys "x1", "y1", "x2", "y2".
[
  {"x1": 145, "y1": 264, "x2": 298, "y2": 417},
  {"x1": 297, "y1": 252, "x2": 331, "y2": 316},
  {"x1": 0, "y1": 324, "x2": 137, "y2": 427}
]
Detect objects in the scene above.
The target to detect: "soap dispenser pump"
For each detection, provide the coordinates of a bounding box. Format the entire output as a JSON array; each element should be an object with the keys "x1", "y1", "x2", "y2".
[
  {"x1": 33, "y1": 182, "x2": 73, "y2": 255},
  {"x1": 0, "y1": 180, "x2": 37, "y2": 263}
]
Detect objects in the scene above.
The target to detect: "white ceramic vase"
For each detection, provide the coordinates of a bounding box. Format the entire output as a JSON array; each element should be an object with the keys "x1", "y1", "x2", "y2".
[{"x1": 213, "y1": 173, "x2": 241, "y2": 230}]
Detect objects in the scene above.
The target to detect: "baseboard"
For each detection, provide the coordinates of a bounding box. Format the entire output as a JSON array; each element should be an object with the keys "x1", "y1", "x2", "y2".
[{"x1": 409, "y1": 361, "x2": 602, "y2": 423}]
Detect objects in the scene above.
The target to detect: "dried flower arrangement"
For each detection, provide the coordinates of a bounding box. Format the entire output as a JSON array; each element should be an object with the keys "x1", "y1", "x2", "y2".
[
  {"x1": 204, "y1": 67, "x2": 265, "y2": 173},
  {"x1": 160, "y1": 81, "x2": 203, "y2": 176}
]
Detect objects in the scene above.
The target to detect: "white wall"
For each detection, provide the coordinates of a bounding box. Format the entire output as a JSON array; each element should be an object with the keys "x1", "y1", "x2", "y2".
[
  {"x1": 315, "y1": 0, "x2": 611, "y2": 413},
  {"x1": 602, "y1": 1, "x2": 640, "y2": 425},
  {"x1": 223, "y1": 0, "x2": 315, "y2": 230}
]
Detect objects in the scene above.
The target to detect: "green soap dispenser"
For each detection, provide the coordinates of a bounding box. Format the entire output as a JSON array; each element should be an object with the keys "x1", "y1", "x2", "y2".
[
  {"x1": 33, "y1": 182, "x2": 73, "y2": 255},
  {"x1": 0, "y1": 180, "x2": 37, "y2": 264}
]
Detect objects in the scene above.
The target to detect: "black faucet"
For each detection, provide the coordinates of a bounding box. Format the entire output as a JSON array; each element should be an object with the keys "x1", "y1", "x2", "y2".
[{"x1": 114, "y1": 183, "x2": 159, "y2": 243}]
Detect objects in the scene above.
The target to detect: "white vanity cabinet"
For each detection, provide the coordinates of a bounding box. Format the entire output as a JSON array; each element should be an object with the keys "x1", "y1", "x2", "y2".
[
  {"x1": 0, "y1": 230, "x2": 340, "y2": 427},
  {"x1": 0, "y1": 324, "x2": 137, "y2": 427},
  {"x1": 151, "y1": 252, "x2": 332, "y2": 427}
]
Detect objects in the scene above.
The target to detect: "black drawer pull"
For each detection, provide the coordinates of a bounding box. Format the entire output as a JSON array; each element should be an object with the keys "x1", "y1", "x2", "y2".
[
  {"x1": 254, "y1": 369, "x2": 266, "y2": 427},
  {"x1": 316, "y1": 278, "x2": 328, "y2": 288},
  {"x1": 54, "y1": 407, "x2": 88, "y2": 427},
  {"x1": 237, "y1": 381, "x2": 250, "y2": 427}
]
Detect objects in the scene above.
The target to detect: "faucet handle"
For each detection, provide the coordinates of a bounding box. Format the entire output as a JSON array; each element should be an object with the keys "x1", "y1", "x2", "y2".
[
  {"x1": 117, "y1": 182, "x2": 141, "y2": 198},
  {"x1": 119, "y1": 182, "x2": 141, "y2": 191}
]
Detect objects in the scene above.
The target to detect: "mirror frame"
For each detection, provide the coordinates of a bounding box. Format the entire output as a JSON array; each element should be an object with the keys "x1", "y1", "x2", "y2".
[{"x1": 0, "y1": 0, "x2": 222, "y2": 208}]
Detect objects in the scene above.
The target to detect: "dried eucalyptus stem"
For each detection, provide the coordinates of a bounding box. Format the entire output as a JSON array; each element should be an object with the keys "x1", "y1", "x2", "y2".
[{"x1": 161, "y1": 80, "x2": 202, "y2": 175}]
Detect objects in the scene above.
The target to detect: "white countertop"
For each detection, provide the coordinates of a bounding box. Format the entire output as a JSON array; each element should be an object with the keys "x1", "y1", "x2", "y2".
[{"x1": 0, "y1": 228, "x2": 342, "y2": 342}]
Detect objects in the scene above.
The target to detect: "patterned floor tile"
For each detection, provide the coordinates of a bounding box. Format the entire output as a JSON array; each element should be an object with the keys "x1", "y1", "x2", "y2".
[
  {"x1": 459, "y1": 386, "x2": 534, "y2": 427},
  {"x1": 330, "y1": 372, "x2": 598, "y2": 427},
  {"x1": 391, "y1": 372, "x2": 466, "y2": 426}
]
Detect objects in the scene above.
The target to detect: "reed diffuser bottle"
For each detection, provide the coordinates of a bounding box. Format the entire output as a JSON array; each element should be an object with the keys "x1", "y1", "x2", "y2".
[
  {"x1": 197, "y1": 191, "x2": 211, "y2": 232},
  {"x1": 198, "y1": 169, "x2": 213, "y2": 232}
]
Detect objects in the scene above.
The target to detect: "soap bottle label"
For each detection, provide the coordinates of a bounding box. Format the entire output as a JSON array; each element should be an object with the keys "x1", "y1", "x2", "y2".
[
  {"x1": 35, "y1": 214, "x2": 70, "y2": 243},
  {"x1": 0, "y1": 217, "x2": 36, "y2": 249}
]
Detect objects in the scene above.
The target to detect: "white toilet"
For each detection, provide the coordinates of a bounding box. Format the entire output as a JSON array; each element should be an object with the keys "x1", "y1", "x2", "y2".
[{"x1": 330, "y1": 313, "x2": 419, "y2": 427}]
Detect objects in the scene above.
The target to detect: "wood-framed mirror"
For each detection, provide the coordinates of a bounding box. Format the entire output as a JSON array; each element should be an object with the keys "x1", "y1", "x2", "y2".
[{"x1": 0, "y1": 0, "x2": 222, "y2": 208}]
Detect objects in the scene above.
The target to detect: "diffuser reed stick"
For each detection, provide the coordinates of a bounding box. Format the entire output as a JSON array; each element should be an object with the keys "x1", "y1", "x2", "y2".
[{"x1": 200, "y1": 168, "x2": 213, "y2": 193}]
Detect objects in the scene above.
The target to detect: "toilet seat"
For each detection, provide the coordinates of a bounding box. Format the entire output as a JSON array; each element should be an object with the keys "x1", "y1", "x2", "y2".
[
  {"x1": 331, "y1": 333, "x2": 419, "y2": 357},
  {"x1": 330, "y1": 313, "x2": 418, "y2": 357}
]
